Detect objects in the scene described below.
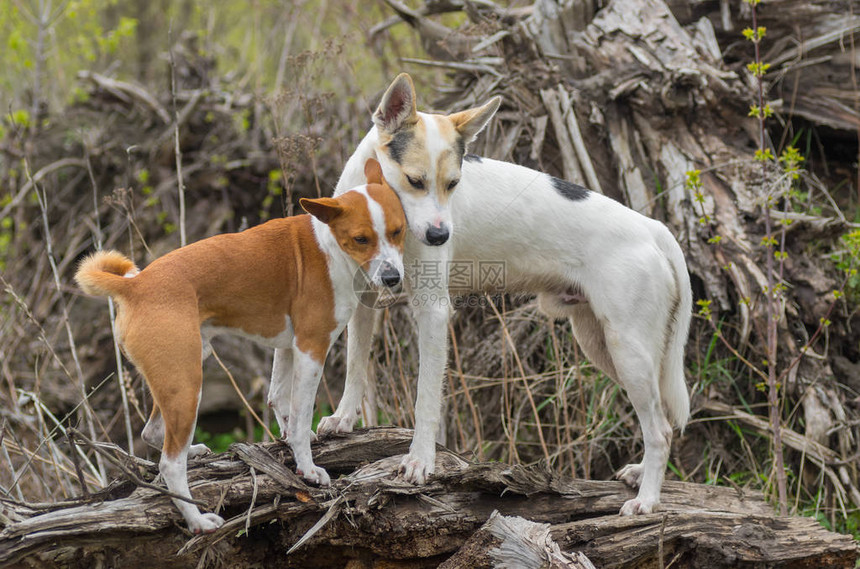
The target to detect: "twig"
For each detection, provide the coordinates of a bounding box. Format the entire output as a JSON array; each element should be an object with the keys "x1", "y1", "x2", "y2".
[
  {"x1": 31, "y1": 394, "x2": 72, "y2": 499},
  {"x1": 286, "y1": 496, "x2": 344, "y2": 554},
  {"x1": 156, "y1": 89, "x2": 203, "y2": 149},
  {"x1": 272, "y1": 1, "x2": 304, "y2": 93},
  {"x1": 0, "y1": 158, "x2": 86, "y2": 219},
  {"x1": 749, "y1": 0, "x2": 788, "y2": 514},
  {"x1": 211, "y1": 349, "x2": 276, "y2": 441},
  {"x1": 549, "y1": 324, "x2": 576, "y2": 476},
  {"x1": 485, "y1": 295, "x2": 551, "y2": 464},
  {"x1": 382, "y1": 307, "x2": 413, "y2": 426},
  {"x1": 22, "y1": 390, "x2": 107, "y2": 488},
  {"x1": 168, "y1": 24, "x2": 188, "y2": 247},
  {"x1": 67, "y1": 428, "x2": 205, "y2": 507},
  {"x1": 77, "y1": 71, "x2": 171, "y2": 123},
  {"x1": 65, "y1": 429, "x2": 89, "y2": 499},
  {"x1": 2, "y1": 436, "x2": 100, "y2": 491},
  {"x1": 658, "y1": 513, "x2": 666, "y2": 569},
  {"x1": 399, "y1": 57, "x2": 503, "y2": 76},
  {"x1": 449, "y1": 322, "x2": 483, "y2": 459},
  {"x1": 245, "y1": 467, "x2": 258, "y2": 534},
  {"x1": 25, "y1": 160, "x2": 107, "y2": 486},
  {"x1": 540, "y1": 88, "x2": 585, "y2": 186},
  {"x1": 0, "y1": 421, "x2": 25, "y2": 502},
  {"x1": 558, "y1": 85, "x2": 603, "y2": 194},
  {"x1": 85, "y1": 144, "x2": 135, "y2": 457},
  {"x1": 703, "y1": 401, "x2": 860, "y2": 510}
]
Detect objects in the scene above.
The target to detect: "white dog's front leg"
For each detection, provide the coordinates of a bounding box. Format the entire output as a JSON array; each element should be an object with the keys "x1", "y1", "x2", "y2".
[
  {"x1": 268, "y1": 348, "x2": 293, "y2": 440},
  {"x1": 317, "y1": 303, "x2": 377, "y2": 436},
  {"x1": 287, "y1": 347, "x2": 331, "y2": 487},
  {"x1": 400, "y1": 299, "x2": 450, "y2": 483}
]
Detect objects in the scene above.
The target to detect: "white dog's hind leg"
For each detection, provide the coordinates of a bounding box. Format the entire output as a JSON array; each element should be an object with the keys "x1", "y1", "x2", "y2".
[
  {"x1": 557, "y1": 300, "x2": 668, "y2": 509},
  {"x1": 317, "y1": 303, "x2": 377, "y2": 435},
  {"x1": 602, "y1": 325, "x2": 672, "y2": 516},
  {"x1": 565, "y1": 303, "x2": 617, "y2": 380}
]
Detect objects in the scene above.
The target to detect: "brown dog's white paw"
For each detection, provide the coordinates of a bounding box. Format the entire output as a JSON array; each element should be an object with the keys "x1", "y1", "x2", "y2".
[{"x1": 188, "y1": 444, "x2": 212, "y2": 459}]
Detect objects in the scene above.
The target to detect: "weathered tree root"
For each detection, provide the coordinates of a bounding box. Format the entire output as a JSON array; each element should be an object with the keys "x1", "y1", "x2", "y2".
[{"x1": 0, "y1": 428, "x2": 855, "y2": 568}]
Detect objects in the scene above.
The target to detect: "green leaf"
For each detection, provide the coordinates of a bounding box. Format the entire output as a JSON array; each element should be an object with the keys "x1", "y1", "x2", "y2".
[
  {"x1": 754, "y1": 148, "x2": 774, "y2": 162},
  {"x1": 9, "y1": 109, "x2": 30, "y2": 128}
]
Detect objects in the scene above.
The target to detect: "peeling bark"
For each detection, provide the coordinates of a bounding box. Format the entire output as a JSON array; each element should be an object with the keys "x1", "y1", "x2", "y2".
[{"x1": 0, "y1": 429, "x2": 855, "y2": 568}]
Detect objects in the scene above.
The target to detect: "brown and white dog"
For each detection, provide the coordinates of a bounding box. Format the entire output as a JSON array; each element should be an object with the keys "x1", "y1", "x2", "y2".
[{"x1": 75, "y1": 159, "x2": 406, "y2": 534}]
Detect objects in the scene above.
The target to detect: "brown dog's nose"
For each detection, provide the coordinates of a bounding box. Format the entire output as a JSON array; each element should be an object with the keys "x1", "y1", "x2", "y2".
[{"x1": 380, "y1": 264, "x2": 401, "y2": 287}]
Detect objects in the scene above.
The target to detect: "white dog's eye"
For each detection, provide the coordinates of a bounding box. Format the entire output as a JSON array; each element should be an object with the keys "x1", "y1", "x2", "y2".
[
  {"x1": 406, "y1": 175, "x2": 425, "y2": 190},
  {"x1": 447, "y1": 179, "x2": 459, "y2": 191}
]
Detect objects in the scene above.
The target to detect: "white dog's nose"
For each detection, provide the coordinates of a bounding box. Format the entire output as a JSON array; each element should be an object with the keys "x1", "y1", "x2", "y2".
[{"x1": 425, "y1": 224, "x2": 449, "y2": 246}]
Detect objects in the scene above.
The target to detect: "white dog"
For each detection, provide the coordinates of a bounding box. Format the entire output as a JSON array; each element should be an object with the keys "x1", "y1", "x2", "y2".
[{"x1": 315, "y1": 74, "x2": 692, "y2": 515}]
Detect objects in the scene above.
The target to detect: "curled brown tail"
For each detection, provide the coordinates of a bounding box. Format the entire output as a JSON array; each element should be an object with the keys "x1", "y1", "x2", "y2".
[{"x1": 74, "y1": 250, "x2": 139, "y2": 298}]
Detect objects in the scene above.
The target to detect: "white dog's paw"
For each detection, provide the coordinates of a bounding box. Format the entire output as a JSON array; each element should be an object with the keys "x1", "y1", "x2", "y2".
[
  {"x1": 317, "y1": 413, "x2": 357, "y2": 436},
  {"x1": 188, "y1": 444, "x2": 212, "y2": 459},
  {"x1": 620, "y1": 497, "x2": 657, "y2": 516},
  {"x1": 189, "y1": 512, "x2": 225, "y2": 534},
  {"x1": 616, "y1": 463, "x2": 644, "y2": 488},
  {"x1": 296, "y1": 464, "x2": 331, "y2": 487},
  {"x1": 398, "y1": 453, "x2": 434, "y2": 484},
  {"x1": 278, "y1": 421, "x2": 290, "y2": 440}
]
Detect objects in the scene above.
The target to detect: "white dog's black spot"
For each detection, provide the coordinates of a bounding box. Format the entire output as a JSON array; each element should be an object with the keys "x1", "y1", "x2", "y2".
[
  {"x1": 388, "y1": 130, "x2": 413, "y2": 164},
  {"x1": 463, "y1": 153, "x2": 483, "y2": 163},
  {"x1": 551, "y1": 177, "x2": 590, "y2": 201}
]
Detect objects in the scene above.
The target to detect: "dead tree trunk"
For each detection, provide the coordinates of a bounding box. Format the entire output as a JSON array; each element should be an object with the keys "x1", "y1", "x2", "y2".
[{"x1": 0, "y1": 429, "x2": 855, "y2": 568}]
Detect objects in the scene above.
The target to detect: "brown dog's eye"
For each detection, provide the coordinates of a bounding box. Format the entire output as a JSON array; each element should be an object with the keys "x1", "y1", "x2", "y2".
[
  {"x1": 354, "y1": 236, "x2": 369, "y2": 244},
  {"x1": 392, "y1": 227, "x2": 403, "y2": 238}
]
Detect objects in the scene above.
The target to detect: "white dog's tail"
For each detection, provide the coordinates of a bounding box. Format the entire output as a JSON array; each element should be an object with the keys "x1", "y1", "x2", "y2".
[{"x1": 657, "y1": 230, "x2": 692, "y2": 431}]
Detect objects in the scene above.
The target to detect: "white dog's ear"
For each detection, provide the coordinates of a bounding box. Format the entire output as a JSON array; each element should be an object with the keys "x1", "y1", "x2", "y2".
[
  {"x1": 449, "y1": 96, "x2": 501, "y2": 143},
  {"x1": 373, "y1": 73, "x2": 418, "y2": 133}
]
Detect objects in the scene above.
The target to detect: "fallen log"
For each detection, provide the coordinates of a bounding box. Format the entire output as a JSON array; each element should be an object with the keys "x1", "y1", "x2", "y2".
[{"x1": 0, "y1": 428, "x2": 855, "y2": 568}]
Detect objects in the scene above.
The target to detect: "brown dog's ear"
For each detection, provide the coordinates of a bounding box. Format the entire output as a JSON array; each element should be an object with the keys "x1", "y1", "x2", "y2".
[
  {"x1": 373, "y1": 73, "x2": 418, "y2": 133},
  {"x1": 364, "y1": 158, "x2": 384, "y2": 186},
  {"x1": 300, "y1": 197, "x2": 343, "y2": 224}
]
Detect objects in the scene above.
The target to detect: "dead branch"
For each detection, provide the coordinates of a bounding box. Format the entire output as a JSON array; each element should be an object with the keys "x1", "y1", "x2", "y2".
[{"x1": 0, "y1": 428, "x2": 855, "y2": 568}]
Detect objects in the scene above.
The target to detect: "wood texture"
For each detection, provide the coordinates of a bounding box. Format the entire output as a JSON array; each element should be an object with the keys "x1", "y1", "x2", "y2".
[{"x1": 0, "y1": 428, "x2": 855, "y2": 568}]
